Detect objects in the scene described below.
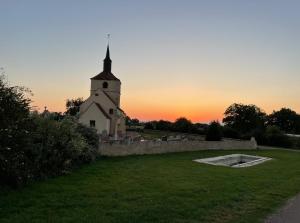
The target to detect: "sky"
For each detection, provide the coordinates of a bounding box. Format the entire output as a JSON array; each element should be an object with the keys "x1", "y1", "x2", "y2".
[{"x1": 1, "y1": 0, "x2": 300, "y2": 123}]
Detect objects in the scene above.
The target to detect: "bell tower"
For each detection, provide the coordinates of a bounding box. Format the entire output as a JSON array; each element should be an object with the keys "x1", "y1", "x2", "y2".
[{"x1": 90, "y1": 44, "x2": 121, "y2": 106}]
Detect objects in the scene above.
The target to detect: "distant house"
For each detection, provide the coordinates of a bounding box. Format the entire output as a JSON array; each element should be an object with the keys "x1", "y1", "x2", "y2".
[{"x1": 79, "y1": 45, "x2": 126, "y2": 139}]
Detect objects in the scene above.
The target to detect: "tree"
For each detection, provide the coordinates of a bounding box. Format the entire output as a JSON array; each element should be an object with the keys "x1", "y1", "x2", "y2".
[
  {"x1": 173, "y1": 117, "x2": 194, "y2": 132},
  {"x1": 265, "y1": 126, "x2": 292, "y2": 148},
  {"x1": 267, "y1": 108, "x2": 300, "y2": 134},
  {"x1": 131, "y1": 118, "x2": 140, "y2": 126},
  {"x1": 144, "y1": 121, "x2": 157, "y2": 130},
  {"x1": 0, "y1": 73, "x2": 33, "y2": 186},
  {"x1": 223, "y1": 103, "x2": 266, "y2": 135},
  {"x1": 205, "y1": 121, "x2": 223, "y2": 141},
  {"x1": 156, "y1": 120, "x2": 173, "y2": 131},
  {"x1": 65, "y1": 98, "x2": 84, "y2": 116}
]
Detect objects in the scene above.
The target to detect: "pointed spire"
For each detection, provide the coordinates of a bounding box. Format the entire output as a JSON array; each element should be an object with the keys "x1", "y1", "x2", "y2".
[
  {"x1": 103, "y1": 44, "x2": 112, "y2": 72},
  {"x1": 105, "y1": 45, "x2": 110, "y2": 60}
]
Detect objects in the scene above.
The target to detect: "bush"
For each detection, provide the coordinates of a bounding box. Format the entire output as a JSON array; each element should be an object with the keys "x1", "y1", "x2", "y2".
[
  {"x1": 1, "y1": 114, "x2": 99, "y2": 187},
  {"x1": 222, "y1": 126, "x2": 240, "y2": 139},
  {"x1": 29, "y1": 115, "x2": 98, "y2": 177},
  {"x1": 205, "y1": 121, "x2": 223, "y2": 141},
  {"x1": 0, "y1": 75, "x2": 32, "y2": 186},
  {"x1": 0, "y1": 76, "x2": 99, "y2": 187},
  {"x1": 265, "y1": 126, "x2": 292, "y2": 148}
]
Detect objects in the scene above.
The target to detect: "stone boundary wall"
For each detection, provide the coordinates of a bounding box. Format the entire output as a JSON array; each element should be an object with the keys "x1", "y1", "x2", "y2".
[{"x1": 98, "y1": 138, "x2": 257, "y2": 157}]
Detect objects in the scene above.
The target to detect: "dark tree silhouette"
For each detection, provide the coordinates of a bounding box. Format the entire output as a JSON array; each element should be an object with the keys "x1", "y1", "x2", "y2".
[
  {"x1": 173, "y1": 117, "x2": 194, "y2": 132},
  {"x1": 65, "y1": 98, "x2": 84, "y2": 116},
  {"x1": 267, "y1": 108, "x2": 300, "y2": 134},
  {"x1": 205, "y1": 121, "x2": 223, "y2": 141},
  {"x1": 223, "y1": 103, "x2": 266, "y2": 134}
]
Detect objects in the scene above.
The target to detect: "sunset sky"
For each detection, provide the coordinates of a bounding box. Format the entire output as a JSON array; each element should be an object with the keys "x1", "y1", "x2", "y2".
[{"x1": 1, "y1": 0, "x2": 300, "y2": 123}]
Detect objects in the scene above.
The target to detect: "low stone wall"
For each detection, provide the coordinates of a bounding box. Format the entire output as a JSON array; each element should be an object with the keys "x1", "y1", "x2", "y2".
[{"x1": 98, "y1": 138, "x2": 257, "y2": 157}]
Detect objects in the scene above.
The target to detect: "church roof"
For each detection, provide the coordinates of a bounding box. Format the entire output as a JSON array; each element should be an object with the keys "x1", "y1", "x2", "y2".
[{"x1": 91, "y1": 71, "x2": 120, "y2": 81}]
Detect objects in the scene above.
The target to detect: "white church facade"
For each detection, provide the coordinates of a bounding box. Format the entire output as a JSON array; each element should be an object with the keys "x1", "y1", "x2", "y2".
[{"x1": 79, "y1": 45, "x2": 126, "y2": 139}]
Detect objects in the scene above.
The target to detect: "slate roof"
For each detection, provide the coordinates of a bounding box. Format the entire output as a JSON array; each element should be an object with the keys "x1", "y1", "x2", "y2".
[{"x1": 91, "y1": 71, "x2": 120, "y2": 81}]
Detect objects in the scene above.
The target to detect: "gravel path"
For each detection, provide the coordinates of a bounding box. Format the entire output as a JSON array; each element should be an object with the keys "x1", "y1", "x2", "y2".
[{"x1": 265, "y1": 193, "x2": 300, "y2": 223}]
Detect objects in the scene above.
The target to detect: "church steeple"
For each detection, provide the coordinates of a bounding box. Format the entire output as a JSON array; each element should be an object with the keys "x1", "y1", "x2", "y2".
[{"x1": 103, "y1": 45, "x2": 111, "y2": 72}]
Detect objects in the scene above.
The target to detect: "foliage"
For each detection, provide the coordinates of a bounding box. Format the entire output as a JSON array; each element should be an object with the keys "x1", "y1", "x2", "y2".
[
  {"x1": 264, "y1": 126, "x2": 292, "y2": 148},
  {"x1": 76, "y1": 123, "x2": 99, "y2": 162},
  {"x1": 144, "y1": 121, "x2": 156, "y2": 130},
  {"x1": 205, "y1": 121, "x2": 223, "y2": 141},
  {"x1": 0, "y1": 77, "x2": 98, "y2": 187},
  {"x1": 144, "y1": 118, "x2": 198, "y2": 134},
  {"x1": 65, "y1": 98, "x2": 84, "y2": 116},
  {"x1": 0, "y1": 74, "x2": 33, "y2": 186},
  {"x1": 173, "y1": 117, "x2": 195, "y2": 132},
  {"x1": 156, "y1": 120, "x2": 173, "y2": 131},
  {"x1": 223, "y1": 103, "x2": 266, "y2": 135},
  {"x1": 222, "y1": 126, "x2": 240, "y2": 139},
  {"x1": 267, "y1": 108, "x2": 300, "y2": 134}
]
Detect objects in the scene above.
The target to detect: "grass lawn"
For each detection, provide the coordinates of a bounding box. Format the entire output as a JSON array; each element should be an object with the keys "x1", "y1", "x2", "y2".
[{"x1": 1, "y1": 149, "x2": 300, "y2": 223}]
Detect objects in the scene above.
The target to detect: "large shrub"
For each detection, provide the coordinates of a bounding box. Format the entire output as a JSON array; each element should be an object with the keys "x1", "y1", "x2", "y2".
[
  {"x1": 222, "y1": 126, "x2": 240, "y2": 139},
  {"x1": 265, "y1": 126, "x2": 292, "y2": 148},
  {"x1": 205, "y1": 121, "x2": 223, "y2": 141},
  {"x1": 0, "y1": 76, "x2": 99, "y2": 187},
  {"x1": 0, "y1": 75, "x2": 32, "y2": 186},
  {"x1": 29, "y1": 115, "x2": 97, "y2": 177}
]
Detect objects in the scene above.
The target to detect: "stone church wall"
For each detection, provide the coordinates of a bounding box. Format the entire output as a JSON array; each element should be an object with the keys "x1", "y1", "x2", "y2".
[{"x1": 98, "y1": 138, "x2": 257, "y2": 157}]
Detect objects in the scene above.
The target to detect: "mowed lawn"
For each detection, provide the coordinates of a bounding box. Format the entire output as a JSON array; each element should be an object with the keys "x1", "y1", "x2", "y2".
[{"x1": 1, "y1": 150, "x2": 300, "y2": 223}]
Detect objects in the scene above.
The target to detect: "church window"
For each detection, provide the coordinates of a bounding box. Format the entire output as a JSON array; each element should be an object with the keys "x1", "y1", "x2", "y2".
[
  {"x1": 109, "y1": 108, "x2": 114, "y2": 114},
  {"x1": 103, "y1": 82, "x2": 108, "y2": 88},
  {"x1": 90, "y1": 120, "x2": 96, "y2": 127}
]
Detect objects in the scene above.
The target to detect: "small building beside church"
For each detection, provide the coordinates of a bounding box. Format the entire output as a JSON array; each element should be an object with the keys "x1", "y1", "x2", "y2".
[{"x1": 79, "y1": 45, "x2": 126, "y2": 139}]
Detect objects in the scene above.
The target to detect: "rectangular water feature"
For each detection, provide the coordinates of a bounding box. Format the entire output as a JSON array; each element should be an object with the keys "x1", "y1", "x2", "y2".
[{"x1": 194, "y1": 154, "x2": 272, "y2": 168}]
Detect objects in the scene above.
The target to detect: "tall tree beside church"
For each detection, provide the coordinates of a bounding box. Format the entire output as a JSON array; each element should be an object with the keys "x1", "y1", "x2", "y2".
[
  {"x1": 65, "y1": 98, "x2": 84, "y2": 116},
  {"x1": 223, "y1": 103, "x2": 266, "y2": 134}
]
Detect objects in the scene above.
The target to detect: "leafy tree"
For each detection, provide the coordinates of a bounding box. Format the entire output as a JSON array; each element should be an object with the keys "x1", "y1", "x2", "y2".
[
  {"x1": 156, "y1": 120, "x2": 173, "y2": 131},
  {"x1": 144, "y1": 121, "x2": 157, "y2": 129},
  {"x1": 267, "y1": 108, "x2": 300, "y2": 134},
  {"x1": 131, "y1": 118, "x2": 140, "y2": 126},
  {"x1": 125, "y1": 116, "x2": 141, "y2": 126},
  {"x1": 0, "y1": 74, "x2": 33, "y2": 186},
  {"x1": 223, "y1": 103, "x2": 266, "y2": 135},
  {"x1": 125, "y1": 116, "x2": 131, "y2": 126},
  {"x1": 173, "y1": 117, "x2": 194, "y2": 132},
  {"x1": 205, "y1": 121, "x2": 223, "y2": 141},
  {"x1": 65, "y1": 98, "x2": 84, "y2": 116}
]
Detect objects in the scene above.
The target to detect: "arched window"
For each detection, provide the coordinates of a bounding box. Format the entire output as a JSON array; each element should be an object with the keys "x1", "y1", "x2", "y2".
[{"x1": 103, "y1": 82, "x2": 108, "y2": 88}]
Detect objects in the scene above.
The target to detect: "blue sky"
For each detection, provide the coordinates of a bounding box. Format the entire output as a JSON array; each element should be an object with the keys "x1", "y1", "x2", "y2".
[{"x1": 1, "y1": 0, "x2": 299, "y2": 122}]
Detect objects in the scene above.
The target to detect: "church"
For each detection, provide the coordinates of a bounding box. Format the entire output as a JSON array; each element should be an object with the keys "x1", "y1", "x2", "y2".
[{"x1": 79, "y1": 45, "x2": 126, "y2": 139}]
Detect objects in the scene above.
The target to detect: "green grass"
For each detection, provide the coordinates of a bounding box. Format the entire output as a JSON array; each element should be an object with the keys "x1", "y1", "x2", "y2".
[{"x1": 1, "y1": 149, "x2": 300, "y2": 223}]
